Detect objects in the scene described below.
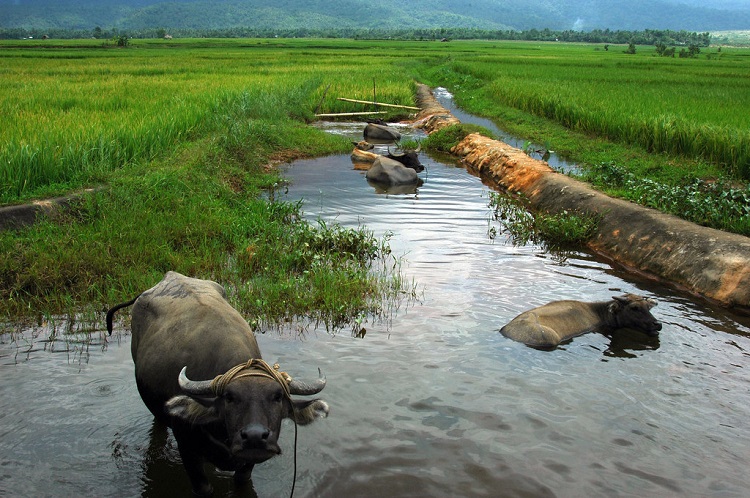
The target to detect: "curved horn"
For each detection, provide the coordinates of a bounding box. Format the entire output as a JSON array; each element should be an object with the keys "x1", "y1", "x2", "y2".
[
  {"x1": 415, "y1": 143, "x2": 422, "y2": 153},
  {"x1": 288, "y1": 368, "x2": 327, "y2": 395},
  {"x1": 387, "y1": 146, "x2": 404, "y2": 158},
  {"x1": 178, "y1": 366, "x2": 215, "y2": 396}
]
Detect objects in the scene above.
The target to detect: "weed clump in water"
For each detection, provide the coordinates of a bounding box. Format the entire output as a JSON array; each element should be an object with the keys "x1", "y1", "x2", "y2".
[{"x1": 488, "y1": 190, "x2": 601, "y2": 252}]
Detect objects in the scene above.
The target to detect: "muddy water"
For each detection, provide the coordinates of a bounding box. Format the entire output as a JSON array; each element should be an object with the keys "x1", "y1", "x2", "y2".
[{"x1": 2, "y1": 120, "x2": 750, "y2": 498}]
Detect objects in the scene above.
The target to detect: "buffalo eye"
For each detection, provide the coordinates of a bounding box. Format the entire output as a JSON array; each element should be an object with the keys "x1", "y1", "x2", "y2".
[
  {"x1": 272, "y1": 390, "x2": 283, "y2": 403},
  {"x1": 224, "y1": 392, "x2": 235, "y2": 404}
]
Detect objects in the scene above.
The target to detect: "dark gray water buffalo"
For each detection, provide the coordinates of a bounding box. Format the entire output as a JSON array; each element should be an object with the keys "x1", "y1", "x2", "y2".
[
  {"x1": 365, "y1": 155, "x2": 421, "y2": 186},
  {"x1": 500, "y1": 294, "x2": 662, "y2": 348},
  {"x1": 386, "y1": 145, "x2": 424, "y2": 172},
  {"x1": 364, "y1": 122, "x2": 401, "y2": 142},
  {"x1": 106, "y1": 271, "x2": 329, "y2": 496}
]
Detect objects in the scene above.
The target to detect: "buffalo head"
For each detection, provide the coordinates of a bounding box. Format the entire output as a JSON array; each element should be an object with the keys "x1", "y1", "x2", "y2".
[
  {"x1": 352, "y1": 140, "x2": 374, "y2": 151},
  {"x1": 166, "y1": 360, "x2": 329, "y2": 465},
  {"x1": 608, "y1": 294, "x2": 662, "y2": 336},
  {"x1": 386, "y1": 144, "x2": 424, "y2": 172}
]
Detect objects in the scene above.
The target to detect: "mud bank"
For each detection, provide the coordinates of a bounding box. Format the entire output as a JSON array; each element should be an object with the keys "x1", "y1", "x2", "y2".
[
  {"x1": 412, "y1": 84, "x2": 749, "y2": 312},
  {"x1": 0, "y1": 188, "x2": 99, "y2": 231}
]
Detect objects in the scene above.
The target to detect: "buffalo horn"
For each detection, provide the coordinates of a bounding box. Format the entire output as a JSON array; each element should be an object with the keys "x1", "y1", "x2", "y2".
[
  {"x1": 387, "y1": 146, "x2": 404, "y2": 158},
  {"x1": 178, "y1": 366, "x2": 215, "y2": 396},
  {"x1": 288, "y1": 368, "x2": 327, "y2": 395}
]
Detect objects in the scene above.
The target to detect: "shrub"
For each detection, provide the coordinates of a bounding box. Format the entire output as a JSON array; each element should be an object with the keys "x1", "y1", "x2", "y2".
[{"x1": 423, "y1": 123, "x2": 493, "y2": 153}]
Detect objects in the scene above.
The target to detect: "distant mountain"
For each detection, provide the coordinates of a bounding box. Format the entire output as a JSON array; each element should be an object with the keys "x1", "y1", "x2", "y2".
[{"x1": 1, "y1": 0, "x2": 749, "y2": 33}]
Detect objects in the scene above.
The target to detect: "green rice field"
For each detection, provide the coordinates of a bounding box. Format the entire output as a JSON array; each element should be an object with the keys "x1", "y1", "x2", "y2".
[{"x1": 2, "y1": 38, "x2": 749, "y2": 203}]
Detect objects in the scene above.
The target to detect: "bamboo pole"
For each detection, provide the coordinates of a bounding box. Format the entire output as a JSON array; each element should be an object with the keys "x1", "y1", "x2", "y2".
[
  {"x1": 315, "y1": 111, "x2": 387, "y2": 117},
  {"x1": 336, "y1": 98, "x2": 420, "y2": 110}
]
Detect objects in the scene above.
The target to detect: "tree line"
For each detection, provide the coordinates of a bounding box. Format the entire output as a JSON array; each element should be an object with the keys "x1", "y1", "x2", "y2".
[{"x1": 0, "y1": 27, "x2": 711, "y2": 47}]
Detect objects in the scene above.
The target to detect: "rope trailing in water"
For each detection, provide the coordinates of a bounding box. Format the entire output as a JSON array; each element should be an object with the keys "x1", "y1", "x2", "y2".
[{"x1": 208, "y1": 358, "x2": 299, "y2": 498}]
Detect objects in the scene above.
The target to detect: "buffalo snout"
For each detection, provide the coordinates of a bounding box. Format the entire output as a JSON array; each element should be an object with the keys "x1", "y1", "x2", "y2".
[
  {"x1": 241, "y1": 423, "x2": 271, "y2": 445},
  {"x1": 645, "y1": 321, "x2": 663, "y2": 336},
  {"x1": 233, "y1": 423, "x2": 281, "y2": 460}
]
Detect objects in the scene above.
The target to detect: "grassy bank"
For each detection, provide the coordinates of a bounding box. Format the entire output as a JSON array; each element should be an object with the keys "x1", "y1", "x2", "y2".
[
  {"x1": 1, "y1": 38, "x2": 749, "y2": 323},
  {"x1": 0, "y1": 38, "x2": 420, "y2": 327}
]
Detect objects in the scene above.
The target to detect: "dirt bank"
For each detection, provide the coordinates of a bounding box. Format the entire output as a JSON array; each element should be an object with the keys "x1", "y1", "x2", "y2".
[
  {"x1": 0, "y1": 188, "x2": 100, "y2": 231},
  {"x1": 412, "y1": 84, "x2": 749, "y2": 312}
]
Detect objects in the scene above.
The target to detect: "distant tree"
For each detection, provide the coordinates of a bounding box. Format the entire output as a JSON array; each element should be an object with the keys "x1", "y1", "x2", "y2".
[
  {"x1": 93, "y1": 26, "x2": 102, "y2": 39},
  {"x1": 624, "y1": 42, "x2": 636, "y2": 54},
  {"x1": 604, "y1": 44, "x2": 609, "y2": 51},
  {"x1": 113, "y1": 35, "x2": 129, "y2": 47}
]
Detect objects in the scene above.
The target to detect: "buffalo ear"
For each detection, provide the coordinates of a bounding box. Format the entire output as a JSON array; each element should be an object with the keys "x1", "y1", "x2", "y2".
[
  {"x1": 288, "y1": 399, "x2": 329, "y2": 425},
  {"x1": 166, "y1": 395, "x2": 221, "y2": 425}
]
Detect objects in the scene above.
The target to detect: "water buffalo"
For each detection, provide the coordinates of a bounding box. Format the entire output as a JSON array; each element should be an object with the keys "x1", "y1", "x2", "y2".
[
  {"x1": 365, "y1": 155, "x2": 422, "y2": 186},
  {"x1": 500, "y1": 294, "x2": 662, "y2": 349},
  {"x1": 351, "y1": 140, "x2": 379, "y2": 165},
  {"x1": 106, "y1": 271, "x2": 329, "y2": 496},
  {"x1": 386, "y1": 145, "x2": 424, "y2": 172},
  {"x1": 364, "y1": 122, "x2": 401, "y2": 142},
  {"x1": 352, "y1": 140, "x2": 374, "y2": 151}
]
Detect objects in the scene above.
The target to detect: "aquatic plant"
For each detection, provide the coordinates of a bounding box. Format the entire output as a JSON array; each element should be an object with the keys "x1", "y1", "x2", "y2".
[{"x1": 488, "y1": 191, "x2": 601, "y2": 250}]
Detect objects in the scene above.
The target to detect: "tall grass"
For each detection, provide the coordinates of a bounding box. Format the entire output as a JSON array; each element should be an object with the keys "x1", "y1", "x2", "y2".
[
  {"x1": 0, "y1": 38, "x2": 421, "y2": 202},
  {"x1": 416, "y1": 42, "x2": 750, "y2": 179}
]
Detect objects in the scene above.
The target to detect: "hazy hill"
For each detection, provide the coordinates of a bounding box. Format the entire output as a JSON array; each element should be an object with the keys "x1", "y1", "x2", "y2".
[{"x1": 1, "y1": 0, "x2": 749, "y2": 33}]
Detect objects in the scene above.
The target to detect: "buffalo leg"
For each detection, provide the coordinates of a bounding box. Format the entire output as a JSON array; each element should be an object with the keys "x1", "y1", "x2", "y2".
[{"x1": 173, "y1": 427, "x2": 213, "y2": 496}]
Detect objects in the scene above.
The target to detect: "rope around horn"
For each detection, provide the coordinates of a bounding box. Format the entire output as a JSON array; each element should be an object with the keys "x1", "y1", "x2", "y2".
[
  {"x1": 209, "y1": 358, "x2": 292, "y2": 397},
  {"x1": 208, "y1": 358, "x2": 299, "y2": 498}
]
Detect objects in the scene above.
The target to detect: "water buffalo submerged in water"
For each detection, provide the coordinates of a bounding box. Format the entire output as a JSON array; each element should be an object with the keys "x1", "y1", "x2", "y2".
[
  {"x1": 363, "y1": 122, "x2": 401, "y2": 142},
  {"x1": 500, "y1": 294, "x2": 662, "y2": 349},
  {"x1": 386, "y1": 145, "x2": 424, "y2": 172},
  {"x1": 365, "y1": 155, "x2": 422, "y2": 186},
  {"x1": 106, "y1": 271, "x2": 329, "y2": 496}
]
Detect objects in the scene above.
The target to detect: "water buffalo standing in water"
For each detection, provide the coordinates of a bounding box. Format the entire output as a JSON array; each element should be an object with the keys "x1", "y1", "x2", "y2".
[
  {"x1": 386, "y1": 145, "x2": 424, "y2": 172},
  {"x1": 364, "y1": 122, "x2": 401, "y2": 142},
  {"x1": 106, "y1": 271, "x2": 329, "y2": 496},
  {"x1": 365, "y1": 155, "x2": 422, "y2": 186},
  {"x1": 500, "y1": 294, "x2": 662, "y2": 348}
]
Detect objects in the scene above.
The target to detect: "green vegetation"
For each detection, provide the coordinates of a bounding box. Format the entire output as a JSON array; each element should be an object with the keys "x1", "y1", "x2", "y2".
[
  {"x1": 1, "y1": 37, "x2": 749, "y2": 323},
  {"x1": 422, "y1": 123, "x2": 494, "y2": 153},
  {"x1": 415, "y1": 42, "x2": 750, "y2": 179},
  {"x1": 488, "y1": 191, "x2": 601, "y2": 251},
  {"x1": 581, "y1": 162, "x2": 750, "y2": 234}
]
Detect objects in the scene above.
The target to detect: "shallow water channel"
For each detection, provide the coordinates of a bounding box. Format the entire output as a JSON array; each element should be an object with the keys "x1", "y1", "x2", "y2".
[{"x1": 2, "y1": 94, "x2": 750, "y2": 497}]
